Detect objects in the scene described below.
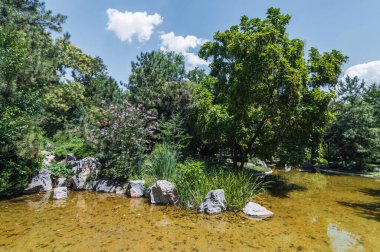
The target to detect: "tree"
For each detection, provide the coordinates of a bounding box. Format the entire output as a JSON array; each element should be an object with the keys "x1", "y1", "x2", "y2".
[
  {"x1": 326, "y1": 102, "x2": 377, "y2": 170},
  {"x1": 197, "y1": 8, "x2": 347, "y2": 169},
  {"x1": 129, "y1": 50, "x2": 186, "y2": 109}
]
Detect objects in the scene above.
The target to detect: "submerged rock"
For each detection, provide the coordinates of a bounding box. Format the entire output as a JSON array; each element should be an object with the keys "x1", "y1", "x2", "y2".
[
  {"x1": 53, "y1": 187, "x2": 68, "y2": 200},
  {"x1": 198, "y1": 189, "x2": 227, "y2": 214},
  {"x1": 71, "y1": 157, "x2": 101, "y2": 190},
  {"x1": 243, "y1": 202, "x2": 273, "y2": 220},
  {"x1": 23, "y1": 169, "x2": 53, "y2": 194},
  {"x1": 150, "y1": 180, "x2": 178, "y2": 205},
  {"x1": 94, "y1": 179, "x2": 118, "y2": 193},
  {"x1": 127, "y1": 180, "x2": 145, "y2": 198}
]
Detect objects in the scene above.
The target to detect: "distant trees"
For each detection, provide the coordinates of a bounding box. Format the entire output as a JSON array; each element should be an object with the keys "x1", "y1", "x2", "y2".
[{"x1": 326, "y1": 76, "x2": 379, "y2": 170}]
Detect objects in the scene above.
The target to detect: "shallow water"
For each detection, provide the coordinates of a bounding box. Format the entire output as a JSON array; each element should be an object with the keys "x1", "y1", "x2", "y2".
[{"x1": 0, "y1": 171, "x2": 379, "y2": 251}]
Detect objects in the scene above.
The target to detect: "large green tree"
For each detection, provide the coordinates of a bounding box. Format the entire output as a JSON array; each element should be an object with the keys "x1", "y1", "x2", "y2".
[{"x1": 197, "y1": 8, "x2": 347, "y2": 169}]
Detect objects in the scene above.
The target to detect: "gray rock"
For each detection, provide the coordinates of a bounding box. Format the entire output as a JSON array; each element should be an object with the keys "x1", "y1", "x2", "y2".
[
  {"x1": 23, "y1": 169, "x2": 53, "y2": 194},
  {"x1": 127, "y1": 180, "x2": 145, "y2": 198},
  {"x1": 198, "y1": 189, "x2": 227, "y2": 214},
  {"x1": 42, "y1": 151, "x2": 55, "y2": 166},
  {"x1": 115, "y1": 186, "x2": 126, "y2": 195},
  {"x1": 66, "y1": 153, "x2": 77, "y2": 162},
  {"x1": 71, "y1": 157, "x2": 101, "y2": 190},
  {"x1": 150, "y1": 180, "x2": 178, "y2": 205},
  {"x1": 94, "y1": 179, "x2": 118, "y2": 193},
  {"x1": 144, "y1": 187, "x2": 152, "y2": 198},
  {"x1": 53, "y1": 187, "x2": 68, "y2": 200},
  {"x1": 56, "y1": 177, "x2": 72, "y2": 187},
  {"x1": 243, "y1": 202, "x2": 273, "y2": 220},
  {"x1": 257, "y1": 160, "x2": 267, "y2": 168}
]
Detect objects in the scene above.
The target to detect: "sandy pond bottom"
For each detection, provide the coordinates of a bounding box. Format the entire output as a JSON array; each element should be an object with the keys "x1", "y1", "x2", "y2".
[{"x1": 0, "y1": 171, "x2": 379, "y2": 252}]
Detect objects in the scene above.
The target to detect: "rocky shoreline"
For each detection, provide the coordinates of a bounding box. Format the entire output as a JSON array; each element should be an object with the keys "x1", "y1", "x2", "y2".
[{"x1": 22, "y1": 155, "x2": 274, "y2": 220}]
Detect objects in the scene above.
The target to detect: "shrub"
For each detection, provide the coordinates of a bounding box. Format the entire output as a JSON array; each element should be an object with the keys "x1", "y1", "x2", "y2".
[
  {"x1": 0, "y1": 157, "x2": 41, "y2": 197},
  {"x1": 150, "y1": 143, "x2": 177, "y2": 180},
  {"x1": 45, "y1": 163, "x2": 74, "y2": 180},
  {"x1": 176, "y1": 161, "x2": 268, "y2": 210},
  {"x1": 52, "y1": 131, "x2": 95, "y2": 159},
  {"x1": 91, "y1": 100, "x2": 156, "y2": 180}
]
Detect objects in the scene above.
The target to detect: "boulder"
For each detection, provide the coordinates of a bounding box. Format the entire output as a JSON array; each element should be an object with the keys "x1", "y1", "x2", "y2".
[
  {"x1": 198, "y1": 189, "x2": 227, "y2": 214},
  {"x1": 150, "y1": 180, "x2": 178, "y2": 205},
  {"x1": 53, "y1": 187, "x2": 68, "y2": 200},
  {"x1": 127, "y1": 180, "x2": 145, "y2": 198},
  {"x1": 55, "y1": 177, "x2": 72, "y2": 188},
  {"x1": 115, "y1": 186, "x2": 126, "y2": 195},
  {"x1": 144, "y1": 187, "x2": 152, "y2": 198},
  {"x1": 71, "y1": 157, "x2": 101, "y2": 190},
  {"x1": 243, "y1": 202, "x2": 273, "y2": 220},
  {"x1": 23, "y1": 169, "x2": 53, "y2": 194},
  {"x1": 257, "y1": 160, "x2": 267, "y2": 168},
  {"x1": 94, "y1": 179, "x2": 118, "y2": 193}
]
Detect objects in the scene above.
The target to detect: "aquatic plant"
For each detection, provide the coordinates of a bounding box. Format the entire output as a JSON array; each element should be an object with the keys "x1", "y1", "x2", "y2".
[
  {"x1": 150, "y1": 143, "x2": 178, "y2": 180},
  {"x1": 176, "y1": 161, "x2": 268, "y2": 210}
]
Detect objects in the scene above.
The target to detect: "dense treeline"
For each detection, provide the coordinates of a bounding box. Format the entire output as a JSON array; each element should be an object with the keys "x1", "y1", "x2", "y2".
[{"x1": 0, "y1": 1, "x2": 379, "y2": 197}]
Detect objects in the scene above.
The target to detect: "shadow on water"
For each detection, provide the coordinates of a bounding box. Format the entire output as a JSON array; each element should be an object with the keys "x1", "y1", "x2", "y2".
[
  {"x1": 264, "y1": 174, "x2": 307, "y2": 198},
  {"x1": 358, "y1": 188, "x2": 380, "y2": 198},
  {"x1": 337, "y1": 188, "x2": 380, "y2": 222}
]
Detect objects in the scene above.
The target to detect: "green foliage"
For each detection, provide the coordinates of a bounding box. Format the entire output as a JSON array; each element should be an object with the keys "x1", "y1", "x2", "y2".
[
  {"x1": 176, "y1": 161, "x2": 267, "y2": 210},
  {"x1": 197, "y1": 8, "x2": 347, "y2": 168},
  {"x1": 90, "y1": 100, "x2": 156, "y2": 180},
  {"x1": 149, "y1": 143, "x2": 178, "y2": 180},
  {"x1": 0, "y1": 157, "x2": 41, "y2": 197},
  {"x1": 327, "y1": 101, "x2": 378, "y2": 170},
  {"x1": 52, "y1": 131, "x2": 95, "y2": 159},
  {"x1": 326, "y1": 77, "x2": 379, "y2": 170},
  {"x1": 44, "y1": 163, "x2": 73, "y2": 180}
]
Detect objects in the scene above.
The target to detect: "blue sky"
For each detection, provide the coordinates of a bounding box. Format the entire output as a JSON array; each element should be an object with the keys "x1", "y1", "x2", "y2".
[{"x1": 45, "y1": 0, "x2": 380, "y2": 84}]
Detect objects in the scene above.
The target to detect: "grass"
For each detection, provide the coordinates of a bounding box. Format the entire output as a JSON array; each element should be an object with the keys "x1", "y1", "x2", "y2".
[
  {"x1": 149, "y1": 143, "x2": 177, "y2": 181},
  {"x1": 176, "y1": 168, "x2": 269, "y2": 210}
]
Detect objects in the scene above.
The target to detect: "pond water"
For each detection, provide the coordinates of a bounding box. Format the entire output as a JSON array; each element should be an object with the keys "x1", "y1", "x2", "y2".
[{"x1": 0, "y1": 171, "x2": 379, "y2": 251}]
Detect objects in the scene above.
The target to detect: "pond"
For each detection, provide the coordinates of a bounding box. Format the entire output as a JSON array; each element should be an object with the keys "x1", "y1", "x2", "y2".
[{"x1": 0, "y1": 171, "x2": 379, "y2": 251}]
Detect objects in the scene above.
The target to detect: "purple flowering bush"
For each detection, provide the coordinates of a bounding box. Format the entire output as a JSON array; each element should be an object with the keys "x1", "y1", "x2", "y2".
[{"x1": 91, "y1": 100, "x2": 156, "y2": 180}]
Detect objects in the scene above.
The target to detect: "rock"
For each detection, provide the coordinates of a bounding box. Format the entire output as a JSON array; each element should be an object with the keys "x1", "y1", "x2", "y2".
[
  {"x1": 150, "y1": 180, "x2": 178, "y2": 205},
  {"x1": 55, "y1": 177, "x2": 72, "y2": 187},
  {"x1": 284, "y1": 164, "x2": 292, "y2": 172},
  {"x1": 373, "y1": 167, "x2": 380, "y2": 172},
  {"x1": 144, "y1": 187, "x2": 152, "y2": 198},
  {"x1": 115, "y1": 186, "x2": 126, "y2": 195},
  {"x1": 243, "y1": 202, "x2": 273, "y2": 220},
  {"x1": 53, "y1": 187, "x2": 68, "y2": 200},
  {"x1": 94, "y1": 179, "x2": 118, "y2": 193},
  {"x1": 71, "y1": 157, "x2": 101, "y2": 190},
  {"x1": 42, "y1": 151, "x2": 55, "y2": 166},
  {"x1": 257, "y1": 160, "x2": 267, "y2": 168},
  {"x1": 198, "y1": 189, "x2": 227, "y2": 214},
  {"x1": 23, "y1": 169, "x2": 53, "y2": 194},
  {"x1": 66, "y1": 153, "x2": 77, "y2": 162},
  {"x1": 127, "y1": 180, "x2": 145, "y2": 198}
]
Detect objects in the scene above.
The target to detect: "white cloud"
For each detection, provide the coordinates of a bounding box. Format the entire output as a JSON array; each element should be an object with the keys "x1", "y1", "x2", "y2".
[
  {"x1": 160, "y1": 32, "x2": 208, "y2": 68},
  {"x1": 345, "y1": 61, "x2": 380, "y2": 84},
  {"x1": 106, "y1": 8, "x2": 163, "y2": 43},
  {"x1": 160, "y1": 32, "x2": 206, "y2": 53}
]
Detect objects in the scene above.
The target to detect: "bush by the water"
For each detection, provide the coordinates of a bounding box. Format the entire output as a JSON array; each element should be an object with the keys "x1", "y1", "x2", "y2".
[
  {"x1": 150, "y1": 143, "x2": 178, "y2": 180},
  {"x1": 176, "y1": 161, "x2": 268, "y2": 210},
  {"x1": 45, "y1": 163, "x2": 74, "y2": 180}
]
